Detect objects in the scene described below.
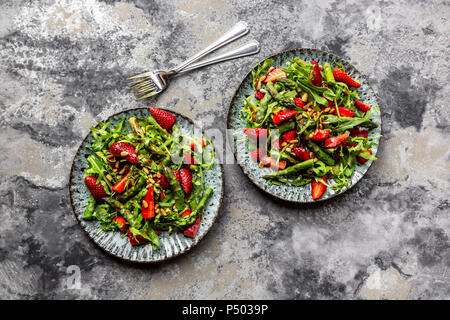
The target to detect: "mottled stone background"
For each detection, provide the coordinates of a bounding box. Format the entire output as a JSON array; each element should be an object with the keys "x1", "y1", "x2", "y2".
[{"x1": 0, "y1": 0, "x2": 449, "y2": 299}]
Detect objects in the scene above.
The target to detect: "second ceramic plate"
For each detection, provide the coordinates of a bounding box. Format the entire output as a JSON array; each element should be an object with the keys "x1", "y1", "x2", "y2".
[{"x1": 227, "y1": 48, "x2": 381, "y2": 203}]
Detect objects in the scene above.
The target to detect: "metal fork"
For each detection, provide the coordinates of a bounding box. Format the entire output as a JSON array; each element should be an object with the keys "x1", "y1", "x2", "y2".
[{"x1": 128, "y1": 21, "x2": 260, "y2": 100}]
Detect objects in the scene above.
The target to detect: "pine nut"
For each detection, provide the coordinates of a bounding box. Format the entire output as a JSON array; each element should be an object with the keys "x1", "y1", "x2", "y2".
[
  {"x1": 301, "y1": 93, "x2": 308, "y2": 102},
  {"x1": 256, "y1": 79, "x2": 262, "y2": 91},
  {"x1": 142, "y1": 200, "x2": 148, "y2": 208},
  {"x1": 143, "y1": 167, "x2": 149, "y2": 174},
  {"x1": 313, "y1": 158, "x2": 318, "y2": 163},
  {"x1": 106, "y1": 174, "x2": 112, "y2": 181},
  {"x1": 105, "y1": 154, "x2": 114, "y2": 159},
  {"x1": 281, "y1": 142, "x2": 288, "y2": 147},
  {"x1": 161, "y1": 209, "x2": 166, "y2": 216},
  {"x1": 129, "y1": 178, "x2": 134, "y2": 187},
  {"x1": 290, "y1": 139, "x2": 299, "y2": 144},
  {"x1": 310, "y1": 152, "x2": 315, "y2": 158},
  {"x1": 115, "y1": 161, "x2": 120, "y2": 168},
  {"x1": 258, "y1": 162, "x2": 264, "y2": 168},
  {"x1": 119, "y1": 166, "x2": 128, "y2": 175},
  {"x1": 155, "y1": 172, "x2": 161, "y2": 178},
  {"x1": 120, "y1": 151, "x2": 129, "y2": 157},
  {"x1": 260, "y1": 88, "x2": 267, "y2": 94},
  {"x1": 286, "y1": 147, "x2": 292, "y2": 152}
]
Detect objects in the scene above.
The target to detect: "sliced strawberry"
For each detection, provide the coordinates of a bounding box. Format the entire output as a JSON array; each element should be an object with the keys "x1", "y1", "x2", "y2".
[
  {"x1": 273, "y1": 110, "x2": 298, "y2": 125},
  {"x1": 260, "y1": 155, "x2": 286, "y2": 170},
  {"x1": 310, "y1": 60, "x2": 322, "y2": 87},
  {"x1": 150, "y1": 106, "x2": 176, "y2": 130},
  {"x1": 312, "y1": 177, "x2": 327, "y2": 200},
  {"x1": 183, "y1": 215, "x2": 202, "y2": 238},
  {"x1": 84, "y1": 176, "x2": 107, "y2": 200},
  {"x1": 157, "y1": 174, "x2": 169, "y2": 189},
  {"x1": 354, "y1": 100, "x2": 371, "y2": 113},
  {"x1": 332, "y1": 68, "x2": 361, "y2": 88},
  {"x1": 112, "y1": 172, "x2": 130, "y2": 194},
  {"x1": 141, "y1": 187, "x2": 155, "y2": 219},
  {"x1": 180, "y1": 209, "x2": 192, "y2": 218},
  {"x1": 331, "y1": 107, "x2": 354, "y2": 118},
  {"x1": 179, "y1": 168, "x2": 193, "y2": 194},
  {"x1": 282, "y1": 130, "x2": 297, "y2": 142},
  {"x1": 348, "y1": 127, "x2": 368, "y2": 148},
  {"x1": 127, "y1": 230, "x2": 149, "y2": 246},
  {"x1": 113, "y1": 216, "x2": 127, "y2": 232},
  {"x1": 357, "y1": 149, "x2": 372, "y2": 164},
  {"x1": 109, "y1": 142, "x2": 138, "y2": 164},
  {"x1": 254, "y1": 91, "x2": 265, "y2": 100},
  {"x1": 349, "y1": 126, "x2": 368, "y2": 138},
  {"x1": 324, "y1": 132, "x2": 350, "y2": 148},
  {"x1": 263, "y1": 68, "x2": 287, "y2": 83},
  {"x1": 311, "y1": 129, "x2": 330, "y2": 141},
  {"x1": 292, "y1": 147, "x2": 310, "y2": 161},
  {"x1": 294, "y1": 98, "x2": 306, "y2": 109},
  {"x1": 243, "y1": 128, "x2": 269, "y2": 140}
]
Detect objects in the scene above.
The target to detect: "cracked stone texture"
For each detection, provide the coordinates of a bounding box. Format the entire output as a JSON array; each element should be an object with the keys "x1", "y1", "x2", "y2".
[{"x1": 0, "y1": 0, "x2": 449, "y2": 299}]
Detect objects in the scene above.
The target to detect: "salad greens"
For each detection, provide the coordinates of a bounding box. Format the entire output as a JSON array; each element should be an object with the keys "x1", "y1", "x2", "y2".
[
  {"x1": 241, "y1": 57, "x2": 380, "y2": 200},
  {"x1": 82, "y1": 107, "x2": 214, "y2": 248}
]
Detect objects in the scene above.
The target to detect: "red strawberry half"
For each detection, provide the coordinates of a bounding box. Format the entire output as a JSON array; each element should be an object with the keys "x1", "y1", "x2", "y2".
[
  {"x1": 127, "y1": 230, "x2": 149, "y2": 246},
  {"x1": 292, "y1": 147, "x2": 310, "y2": 161},
  {"x1": 173, "y1": 169, "x2": 181, "y2": 184},
  {"x1": 243, "y1": 128, "x2": 269, "y2": 140},
  {"x1": 184, "y1": 215, "x2": 202, "y2": 238},
  {"x1": 84, "y1": 176, "x2": 107, "y2": 200},
  {"x1": 157, "y1": 174, "x2": 169, "y2": 189},
  {"x1": 254, "y1": 91, "x2": 265, "y2": 100},
  {"x1": 282, "y1": 130, "x2": 297, "y2": 142},
  {"x1": 332, "y1": 68, "x2": 361, "y2": 88},
  {"x1": 179, "y1": 168, "x2": 193, "y2": 194},
  {"x1": 150, "y1": 106, "x2": 176, "y2": 130},
  {"x1": 354, "y1": 100, "x2": 371, "y2": 113},
  {"x1": 109, "y1": 142, "x2": 138, "y2": 164},
  {"x1": 310, "y1": 60, "x2": 322, "y2": 87}
]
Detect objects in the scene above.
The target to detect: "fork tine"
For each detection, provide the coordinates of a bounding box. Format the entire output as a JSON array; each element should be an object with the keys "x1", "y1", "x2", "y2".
[
  {"x1": 129, "y1": 78, "x2": 152, "y2": 88},
  {"x1": 136, "y1": 91, "x2": 158, "y2": 100},
  {"x1": 127, "y1": 71, "x2": 152, "y2": 80},
  {"x1": 131, "y1": 81, "x2": 156, "y2": 92},
  {"x1": 133, "y1": 87, "x2": 155, "y2": 96}
]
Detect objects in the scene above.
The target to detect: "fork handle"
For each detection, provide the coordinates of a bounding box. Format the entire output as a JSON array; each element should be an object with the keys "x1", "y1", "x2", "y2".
[
  {"x1": 173, "y1": 21, "x2": 249, "y2": 73},
  {"x1": 178, "y1": 41, "x2": 260, "y2": 74}
]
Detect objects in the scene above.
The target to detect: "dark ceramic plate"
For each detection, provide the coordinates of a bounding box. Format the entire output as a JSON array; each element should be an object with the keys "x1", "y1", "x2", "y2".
[
  {"x1": 69, "y1": 108, "x2": 224, "y2": 263},
  {"x1": 227, "y1": 48, "x2": 381, "y2": 203}
]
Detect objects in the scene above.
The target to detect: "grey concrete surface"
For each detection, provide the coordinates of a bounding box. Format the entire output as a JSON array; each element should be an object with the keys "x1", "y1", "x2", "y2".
[{"x1": 0, "y1": 0, "x2": 449, "y2": 299}]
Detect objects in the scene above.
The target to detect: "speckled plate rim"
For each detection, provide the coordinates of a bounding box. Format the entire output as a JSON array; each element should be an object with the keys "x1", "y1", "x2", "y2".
[
  {"x1": 227, "y1": 48, "x2": 382, "y2": 204},
  {"x1": 69, "y1": 107, "x2": 225, "y2": 264}
]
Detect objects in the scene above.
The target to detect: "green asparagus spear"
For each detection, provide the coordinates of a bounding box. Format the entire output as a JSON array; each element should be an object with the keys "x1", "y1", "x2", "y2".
[
  {"x1": 104, "y1": 198, "x2": 136, "y2": 227},
  {"x1": 82, "y1": 195, "x2": 96, "y2": 220},
  {"x1": 302, "y1": 134, "x2": 335, "y2": 166},
  {"x1": 263, "y1": 159, "x2": 314, "y2": 179},
  {"x1": 162, "y1": 164, "x2": 185, "y2": 211},
  {"x1": 116, "y1": 176, "x2": 146, "y2": 202}
]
